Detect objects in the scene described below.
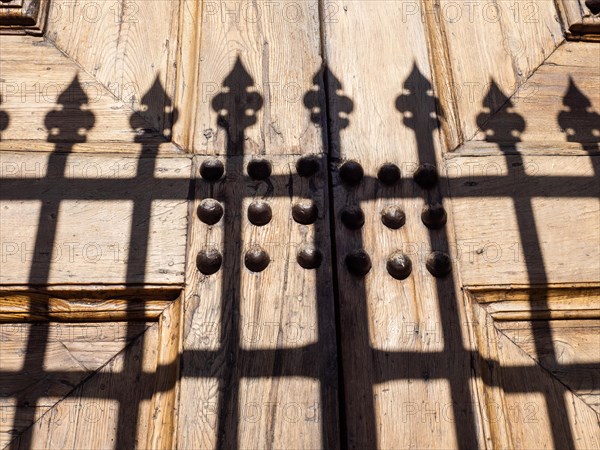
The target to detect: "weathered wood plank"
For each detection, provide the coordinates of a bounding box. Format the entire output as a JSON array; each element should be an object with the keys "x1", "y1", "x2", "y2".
[
  {"x1": 0, "y1": 321, "x2": 150, "y2": 447},
  {"x1": 0, "y1": 36, "x2": 170, "y2": 143},
  {"x1": 0, "y1": 152, "x2": 191, "y2": 286},
  {"x1": 179, "y1": 154, "x2": 338, "y2": 449},
  {"x1": 0, "y1": 290, "x2": 176, "y2": 322},
  {"x1": 44, "y1": 0, "x2": 179, "y2": 132},
  {"x1": 173, "y1": 0, "x2": 325, "y2": 155},
  {"x1": 556, "y1": 0, "x2": 600, "y2": 39},
  {"x1": 323, "y1": 2, "x2": 482, "y2": 447},
  {"x1": 469, "y1": 297, "x2": 600, "y2": 449},
  {"x1": 471, "y1": 42, "x2": 600, "y2": 147},
  {"x1": 438, "y1": 0, "x2": 563, "y2": 142},
  {"x1": 9, "y1": 322, "x2": 160, "y2": 449},
  {"x1": 448, "y1": 155, "x2": 600, "y2": 286},
  {"x1": 175, "y1": 1, "x2": 338, "y2": 448}
]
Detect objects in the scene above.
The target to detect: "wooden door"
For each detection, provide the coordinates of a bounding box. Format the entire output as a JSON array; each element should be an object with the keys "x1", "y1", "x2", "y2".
[{"x1": 1, "y1": 0, "x2": 599, "y2": 449}]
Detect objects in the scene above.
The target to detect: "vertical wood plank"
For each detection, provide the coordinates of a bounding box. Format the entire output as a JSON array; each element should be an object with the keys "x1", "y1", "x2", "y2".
[
  {"x1": 322, "y1": 1, "x2": 484, "y2": 447},
  {"x1": 174, "y1": 0, "x2": 324, "y2": 156},
  {"x1": 176, "y1": 2, "x2": 339, "y2": 448}
]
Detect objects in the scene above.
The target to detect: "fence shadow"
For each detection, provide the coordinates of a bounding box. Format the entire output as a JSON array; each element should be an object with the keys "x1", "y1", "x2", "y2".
[{"x1": 0, "y1": 55, "x2": 598, "y2": 449}]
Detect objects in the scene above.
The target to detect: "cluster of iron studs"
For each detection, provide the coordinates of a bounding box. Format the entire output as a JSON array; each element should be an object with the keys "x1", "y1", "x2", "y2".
[
  {"x1": 340, "y1": 160, "x2": 452, "y2": 279},
  {"x1": 196, "y1": 155, "x2": 324, "y2": 275}
]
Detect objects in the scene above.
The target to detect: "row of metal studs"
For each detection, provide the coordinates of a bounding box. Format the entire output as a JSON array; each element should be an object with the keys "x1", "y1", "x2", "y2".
[
  {"x1": 196, "y1": 156, "x2": 324, "y2": 274},
  {"x1": 196, "y1": 157, "x2": 451, "y2": 278},
  {"x1": 339, "y1": 160, "x2": 452, "y2": 279}
]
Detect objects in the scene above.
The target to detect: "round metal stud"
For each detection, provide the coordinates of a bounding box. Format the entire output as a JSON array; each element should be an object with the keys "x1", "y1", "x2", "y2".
[
  {"x1": 245, "y1": 247, "x2": 270, "y2": 272},
  {"x1": 377, "y1": 163, "x2": 401, "y2": 186},
  {"x1": 196, "y1": 249, "x2": 223, "y2": 275},
  {"x1": 296, "y1": 155, "x2": 320, "y2": 178},
  {"x1": 200, "y1": 158, "x2": 224, "y2": 182},
  {"x1": 387, "y1": 252, "x2": 412, "y2": 280},
  {"x1": 292, "y1": 200, "x2": 318, "y2": 225},
  {"x1": 413, "y1": 163, "x2": 438, "y2": 189},
  {"x1": 247, "y1": 201, "x2": 272, "y2": 226},
  {"x1": 341, "y1": 206, "x2": 365, "y2": 230},
  {"x1": 381, "y1": 205, "x2": 406, "y2": 230},
  {"x1": 345, "y1": 249, "x2": 372, "y2": 277},
  {"x1": 197, "y1": 199, "x2": 224, "y2": 225},
  {"x1": 426, "y1": 251, "x2": 452, "y2": 278},
  {"x1": 339, "y1": 161, "x2": 364, "y2": 186},
  {"x1": 247, "y1": 159, "x2": 272, "y2": 180},
  {"x1": 297, "y1": 245, "x2": 323, "y2": 270},
  {"x1": 421, "y1": 203, "x2": 447, "y2": 229}
]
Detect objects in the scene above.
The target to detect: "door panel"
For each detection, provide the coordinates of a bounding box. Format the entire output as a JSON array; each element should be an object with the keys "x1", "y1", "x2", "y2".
[
  {"x1": 322, "y1": 2, "x2": 481, "y2": 448},
  {"x1": 468, "y1": 288, "x2": 600, "y2": 449},
  {"x1": 1, "y1": 0, "x2": 600, "y2": 448},
  {"x1": 174, "y1": 1, "x2": 340, "y2": 447},
  {"x1": 0, "y1": 296, "x2": 180, "y2": 450},
  {"x1": 0, "y1": 321, "x2": 148, "y2": 447},
  {"x1": 449, "y1": 154, "x2": 600, "y2": 286}
]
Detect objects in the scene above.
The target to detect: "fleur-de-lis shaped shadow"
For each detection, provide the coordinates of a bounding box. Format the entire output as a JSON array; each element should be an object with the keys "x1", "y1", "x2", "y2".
[
  {"x1": 558, "y1": 77, "x2": 600, "y2": 150},
  {"x1": 395, "y1": 64, "x2": 442, "y2": 132},
  {"x1": 44, "y1": 76, "x2": 95, "y2": 144},
  {"x1": 476, "y1": 80, "x2": 525, "y2": 144},
  {"x1": 304, "y1": 66, "x2": 354, "y2": 130},
  {"x1": 212, "y1": 57, "x2": 263, "y2": 153},
  {"x1": 130, "y1": 75, "x2": 178, "y2": 144}
]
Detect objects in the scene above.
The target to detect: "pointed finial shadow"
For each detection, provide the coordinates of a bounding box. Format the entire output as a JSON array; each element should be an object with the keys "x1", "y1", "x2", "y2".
[
  {"x1": 558, "y1": 77, "x2": 599, "y2": 150},
  {"x1": 476, "y1": 80, "x2": 525, "y2": 145},
  {"x1": 395, "y1": 63, "x2": 442, "y2": 132},
  {"x1": 212, "y1": 56, "x2": 263, "y2": 153},
  {"x1": 44, "y1": 76, "x2": 95, "y2": 144},
  {"x1": 304, "y1": 66, "x2": 354, "y2": 130},
  {"x1": 130, "y1": 75, "x2": 178, "y2": 143}
]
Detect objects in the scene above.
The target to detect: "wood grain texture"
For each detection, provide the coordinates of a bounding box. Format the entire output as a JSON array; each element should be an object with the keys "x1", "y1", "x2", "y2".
[
  {"x1": 472, "y1": 42, "x2": 600, "y2": 147},
  {"x1": 172, "y1": 0, "x2": 325, "y2": 155},
  {"x1": 145, "y1": 298, "x2": 182, "y2": 450},
  {"x1": 468, "y1": 294, "x2": 600, "y2": 450},
  {"x1": 0, "y1": 290, "x2": 176, "y2": 322},
  {"x1": 471, "y1": 286, "x2": 600, "y2": 320},
  {"x1": 178, "y1": 155, "x2": 338, "y2": 449},
  {"x1": 0, "y1": 36, "x2": 172, "y2": 143},
  {"x1": 9, "y1": 322, "x2": 160, "y2": 449},
  {"x1": 0, "y1": 151, "x2": 191, "y2": 286},
  {"x1": 0, "y1": 321, "x2": 150, "y2": 447},
  {"x1": 44, "y1": 0, "x2": 179, "y2": 132},
  {"x1": 497, "y1": 319, "x2": 600, "y2": 413},
  {"x1": 322, "y1": 2, "x2": 482, "y2": 447},
  {"x1": 448, "y1": 155, "x2": 600, "y2": 286},
  {"x1": 438, "y1": 0, "x2": 563, "y2": 142}
]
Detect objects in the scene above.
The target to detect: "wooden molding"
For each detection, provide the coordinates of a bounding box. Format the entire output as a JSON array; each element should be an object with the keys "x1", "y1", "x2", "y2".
[
  {"x1": 0, "y1": 0, "x2": 49, "y2": 35},
  {"x1": 467, "y1": 286, "x2": 600, "y2": 320},
  {"x1": 556, "y1": 0, "x2": 600, "y2": 40},
  {"x1": 0, "y1": 289, "x2": 181, "y2": 322}
]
